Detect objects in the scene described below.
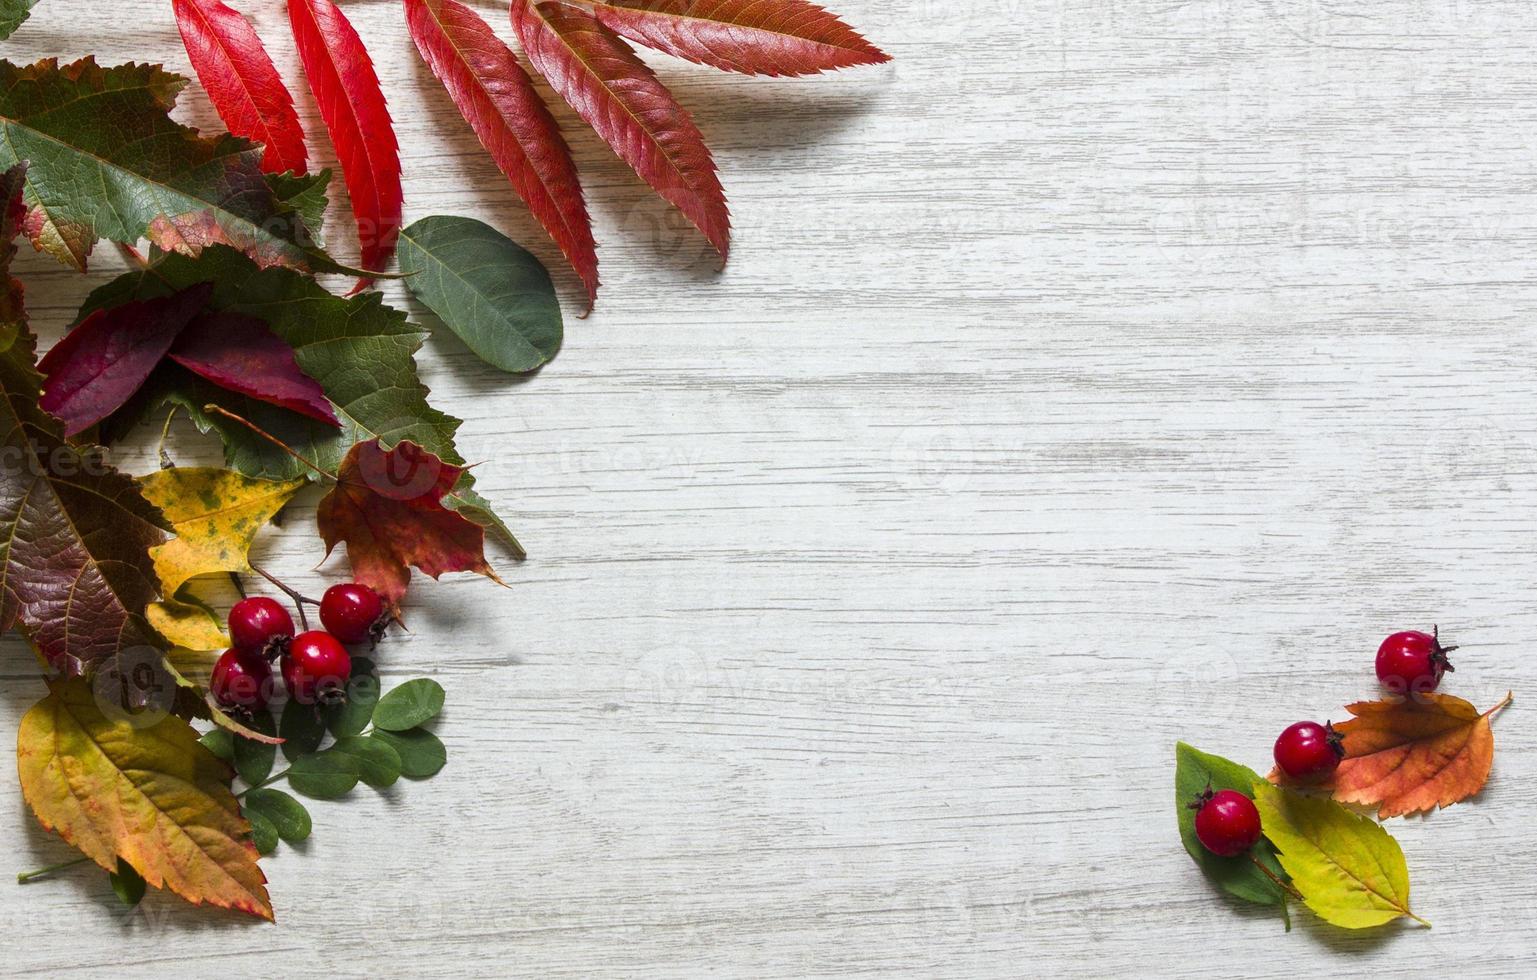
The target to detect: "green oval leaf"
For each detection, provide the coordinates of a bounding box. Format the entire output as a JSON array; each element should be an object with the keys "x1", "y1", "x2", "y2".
[
  {"x1": 246, "y1": 808, "x2": 279, "y2": 855},
  {"x1": 199, "y1": 727, "x2": 235, "y2": 762},
  {"x1": 371, "y1": 727, "x2": 446, "y2": 778},
  {"x1": 280, "y1": 698, "x2": 326, "y2": 761},
  {"x1": 286, "y1": 751, "x2": 359, "y2": 800},
  {"x1": 324, "y1": 658, "x2": 379, "y2": 738},
  {"x1": 243, "y1": 788, "x2": 312, "y2": 844},
  {"x1": 1174, "y1": 742, "x2": 1291, "y2": 927},
  {"x1": 373, "y1": 678, "x2": 445, "y2": 732},
  {"x1": 109, "y1": 858, "x2": 146, "y2": 907},
  {"x1": 398, "y1": 216, "x2": 562, "y2": 373},
  {"x1": 330, "y1": 734, "x2": 401, "y2": 788},
  {"x1": 233, "y1": 707, "x2": 277, "y2": 786}
]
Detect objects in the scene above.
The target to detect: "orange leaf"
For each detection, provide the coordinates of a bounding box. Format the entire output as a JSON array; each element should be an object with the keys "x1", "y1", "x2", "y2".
[{"x1": 1329, "y1": 691, "x2": 1513, "y2": 818}]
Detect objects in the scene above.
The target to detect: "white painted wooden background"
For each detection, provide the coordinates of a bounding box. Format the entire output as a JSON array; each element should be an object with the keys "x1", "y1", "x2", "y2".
[{"x1": 2, "y1": 0, "x2": 1536, "y2": 975}]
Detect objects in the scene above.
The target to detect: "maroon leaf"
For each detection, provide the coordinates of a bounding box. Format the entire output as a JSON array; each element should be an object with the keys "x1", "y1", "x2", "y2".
[
  {"x1": 511, "y1": 0, "x2": 731, "y2": 261},
  {"x1": 38, "y1": 283, "x2": 214, "y2": 437},
  {"x1": 168, "y1": 312, "x2": 340, "y2": 426},
  {"x1": 589, "y1": 0, "x2": 890, "y2": 77},
  {"x1": 406, "y1": 0, "x2": 598, "y2": 305},
  {"x1": 174, "y1": 0, "x2": 309, "y2": 175}
]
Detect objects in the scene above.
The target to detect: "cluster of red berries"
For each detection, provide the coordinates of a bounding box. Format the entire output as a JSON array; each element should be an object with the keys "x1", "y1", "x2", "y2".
[
  {"x1": 210, "y1": 583, "x2": 388, "y2": 712},
  {"x1": 1191, "y1": 628, "x2": 1457, "y2": 857}
]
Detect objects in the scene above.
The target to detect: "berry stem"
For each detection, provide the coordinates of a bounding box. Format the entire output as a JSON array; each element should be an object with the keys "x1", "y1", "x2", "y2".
[
  {"x1": 17, "y1": 855, "x2": 91, "y2": 883},
  {"x1": 247, "y1": 563, "x2": 320, "y2": 630},
  {"x1": 1246, "y1": 853, "x2": 1304, "y2": 902}
]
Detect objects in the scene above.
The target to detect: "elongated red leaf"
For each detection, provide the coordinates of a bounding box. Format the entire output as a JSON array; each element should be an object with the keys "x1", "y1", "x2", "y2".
[
  {"x1": 511, "y1": 0, "x2": 730, "y2": 260},
  {"x1": 406, "y1": 0, "x2": 598, "y2": 304},
  {"x1": 169, "y1": 312, "x2": 340, "y2": 426},
  {"x1": 589, "y1": 0, "x2": 889, "y2": 77},
  {"x1": 174, "y1": 0, "x2": 309, "y2": 175},
  {"x1": 288, "y1": 0, "x2": 402, "y2": 282},
  {"x1": 38, "y1": 283, "x2": 213, "y2": 436}
]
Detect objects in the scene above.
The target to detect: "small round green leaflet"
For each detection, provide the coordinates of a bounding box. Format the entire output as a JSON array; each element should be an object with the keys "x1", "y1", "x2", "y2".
[
  {"x1": 280, "y1": 698, "x2": 326, "y2": 761},
  {"x1": 199, "y1": 727, "x2": 235, "y2": 762},
  {"x1": 325, "y1": 658, "x2": 379, "y2": 738},
  {"x1": 244, "y1": 788, "x2": 312, "y2": 844},
  {"x1": 286, "y1": 751, "x2": 360, "y2": 800},
  {"x1": 109, "y1": 859, "x2": 146, "y2": 907},
  {"x1": 371, "y1": 727, "x2": 447, "y2": 778},
  {"x1": 397, "y1": 216, "x2": 562, "y2": 373},
  {"x1": 233, "y1": 707, "x2": 277, "y2": 785},
  {"x1": 330, "y1": 735, "x2": 402, "y2": 788},
  {"x1": 247, "y1": 808, "x2": 279, "y2": 855},
  {"x1": 373, "y1": 678, "x2": 445, "y2": 732}
]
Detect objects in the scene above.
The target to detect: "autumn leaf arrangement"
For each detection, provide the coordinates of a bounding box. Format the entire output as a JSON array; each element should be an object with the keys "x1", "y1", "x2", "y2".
[
  {"x1": 1, "y1": 0, "x2": 887, "y2": 921},
  {"x1": 1177, "y1": 627, "x2": 1513, "y2": 932}
]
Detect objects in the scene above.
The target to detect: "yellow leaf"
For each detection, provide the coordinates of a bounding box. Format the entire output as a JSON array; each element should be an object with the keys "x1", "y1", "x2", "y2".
[
  {"x1": 138, "y1": 468, "x2": 305, "y2": 595},
  {"x1": 17, "y1": 678, "x2": 272, "y2": 919},
  {"x1": 147, "y1": 598, "x2": 230, "y2": 653},
  {"x1": 1252, "y1": 781, "x2": 1426, "y2": 930}
]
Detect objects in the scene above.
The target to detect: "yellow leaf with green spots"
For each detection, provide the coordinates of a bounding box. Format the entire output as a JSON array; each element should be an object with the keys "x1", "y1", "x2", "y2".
[
  {"x1": 138, "y1": 468, "x2": 305, "y2": 594},
  {"x1": 147, "y1": 598, "x2": 230, "y2": 653}
]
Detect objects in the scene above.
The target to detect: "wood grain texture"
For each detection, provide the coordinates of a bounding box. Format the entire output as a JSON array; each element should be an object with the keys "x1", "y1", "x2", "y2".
[{"x1": 3, "y1": 0, "x2": 1537, "y2": 975}]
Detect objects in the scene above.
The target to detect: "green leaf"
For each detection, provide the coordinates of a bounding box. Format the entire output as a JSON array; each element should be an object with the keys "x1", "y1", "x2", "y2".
[
  {"x1": 0, "y1": 0, "x2": 38, "y2": 41},
  {"x1": 246, "y1": 808, "x2": 279, "y2": 855},
  {"x1": 279, "y1": 699, "x2": 326, "y2": 762},
  {"x1": 1174, "y1": 743, "x2": 1290, "y2": 926},
  {"x1": 243, "y1": 788, "x2": 311, "y2": 844},
  {"x1": 371, "y1": 727, "x2": 446, "y2": 778},
  {"x1": 286, "y1": 750, "x2": 360, "y2": 800},
  {"x1": 324, "y1": 657, "x2": 379, "y2": 738},
  {"x1": 267, "y1": 170, "x2": 331, "y2": 242},
  {"x1": 0, "y1": 58, "x2": 350, "y2": 274},
  {"x1": 373, "y1": 678, "x2": 445, "y2": 732},
  {"x1": 330, "y1": 735, "x2": 401, "y2": 788},
  {"x1": 233, "y1": 707, "x2": 278, "y2": 786},
  {"x1": 109, "y1": 858, "x2": 146, "y2": 907},
  {"x1": 398, "y1": 216, "x2": 562, "y2": 373},
  {"x1": 1253, "y1": 781, "x2": 1426, "y2": 930},
  {"x1": 199, "y1": 728, "x2": 235, "y2": 762}
]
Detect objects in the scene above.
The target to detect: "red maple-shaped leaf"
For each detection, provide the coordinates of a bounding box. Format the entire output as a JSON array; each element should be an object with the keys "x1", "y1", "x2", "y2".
[
  {"x1": 317, "y1": 439, "x2": 502, "y2": 606},
  {"x1": 287, "y1": 0, "x2": 402, "y2": 283},
  {"x1": 589, "y1": 0, "x2": 890, "y2": 77},
  {"x1": 511, "y1": 0, "x2": 730, "y2": 261},
  {"x1": 174, "y1": 0, "x2": 309, "y2": 175},
  {"x1": 38, "y1": 283, "x2": 213, "y2": 437},
  {"x1": 168, "y1": 312, "x2": 340, "y2": 426},
  {"x1": 406, "y1": 0, "x2": 599, "y2": 305}
]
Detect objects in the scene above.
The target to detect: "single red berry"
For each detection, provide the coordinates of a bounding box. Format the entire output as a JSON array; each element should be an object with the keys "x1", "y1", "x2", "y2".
[
  {"x1": 1191, "y1": 788, "x2": 1262, "y2": 857},
  {"x1": 281, "y1": 630, "x2": 353, "y2": 705},
  {"x1": 1376, "y1": 627, "x2": 1456, "y2": 695},
  {"x1": 1274, "y1": 721, "x2": 1344, "y2": 782},
  {"x1": 211, "y1": 648, "x2": 273, "y2": 711},
  {"x1": 319, "y1": 582, "x2": 387, "y2": 645},
  {"x1": 228, "y1": 596, "x2": 295, "y2": 659}
]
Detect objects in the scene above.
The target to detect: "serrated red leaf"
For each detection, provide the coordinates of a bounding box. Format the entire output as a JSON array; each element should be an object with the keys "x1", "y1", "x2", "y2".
[
  {"x1": 589, "y1": 0, "x2": 890, "y2": 77},
  {"x1": 406, "y1": 0, "x2": 599, "y2": 305},
  {"x1": 317, "y1": 438, "x2": 502, "y2": 607},
  {"x1": 168, "y1": 312, "x2": 340, "y2": 427},
  {"x1": 37, "y1": 283, "x2": 214, "y2": 437},
  {"x1": 511, "y1": 0, "x2": 730, "y2": 261},
  {"x1": 173, "y1": 0, "x2": 309, "y2": 175},
  {"x1": 287, "y1": 0, "x2": 402, "y2": 283}
]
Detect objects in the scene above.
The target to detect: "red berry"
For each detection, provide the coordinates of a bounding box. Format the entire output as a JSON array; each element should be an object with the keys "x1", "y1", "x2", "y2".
[
  {"x1": 319, "y1": 582, "x2": 386, "y2": 645},
  {"x1": 1274, "y1": 721, "x2": 1344, "y2": 782},
  {"x1": 281, "y1": 631, "x2": 352, "y2": 705},
  {"x1": 211, "y1": 648, "x2": 273, "y2": 711},
  {"x1": 228, "y1": 596, "x2": 295, "y2": 659},
  {"x1": 1191, "y1": 789, "x2": 1262, "y2": 857},
  {"x1": 1376, "y1": 627, "x2": 1456, "y2": 695}
]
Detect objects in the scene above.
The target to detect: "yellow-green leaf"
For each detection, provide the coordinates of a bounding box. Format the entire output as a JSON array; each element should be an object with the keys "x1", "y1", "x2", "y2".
[
  {"x1": 147, "y1": 598, "x2": 230, "y2": 653},
  {"x1": 138, "y1": 467, "x2": 305, "y2": 594},
  {"x1": 16, "y1": 677, "x2": 272, "y2": 919},
  {"x1": 1252, "y1": 781, "x2": 1426, "y2": 930}
]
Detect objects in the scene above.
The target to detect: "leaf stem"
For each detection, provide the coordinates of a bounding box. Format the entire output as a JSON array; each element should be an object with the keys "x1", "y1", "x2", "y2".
[
  {"x1": 248, "y1": 563, "x2": 319, "y2": 630},
  {"x1": 1485, "y1": 690, "x2": 1515, "y2": 721},
  {"x1": 156, "y1": 407, "x2": 179, "y2": 469},
  {"x1": 1246, "y1": 853, "x2": 1304, "y2": 902},
  {"x1": 17, "y1": 856, "x2": 90, "y2": 883},
  {"x1": 235, "y1": 767, "x2": 292, "y2": 800},
  {"x1": 202, "y1": 404, "x2": 334, "y2": 483}
]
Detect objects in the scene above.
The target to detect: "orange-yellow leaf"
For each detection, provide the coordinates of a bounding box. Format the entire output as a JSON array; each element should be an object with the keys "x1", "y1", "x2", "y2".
[
  {"x1": 1329, "y1": 691, "x2": 1512, "y2": 818},
  {"x1": 16, "y1": 677, "x2": 272, "y2": 919}
]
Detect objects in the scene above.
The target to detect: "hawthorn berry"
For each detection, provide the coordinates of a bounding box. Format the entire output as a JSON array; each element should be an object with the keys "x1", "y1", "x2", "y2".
[
  {"x1": 319, "y1": 582, "x2": 387, "y2": 645},
  {"x1": 1273, "y1": 721, "x2": 1344, "y2": 782},
  {"x1": 211, "y1": 648, "x2": 273, "y2": 711},
  {"x1": 1191, "y1": 788, "x2": 1262, "y2": 857},
  {"x1": 281, "y1": 630, "x2": 353, "y2": 705},
  {"x1": 1376, "y1": 627, "x2": 1456, "y2": 695},
  {"x1": 228, "y1": 596, "x2": 295, "y2": 659}
]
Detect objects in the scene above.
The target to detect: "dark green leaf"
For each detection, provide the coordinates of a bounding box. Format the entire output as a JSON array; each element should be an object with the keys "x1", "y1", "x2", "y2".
[
  {"x1": 280, "y1": 699, "x2": 326, "y2": 762},
  {"x1": 199, "y1": 728, "x2": 235, "y2": 762},
  {"x1": 243, "y1": 788, "x2": 311, "y2": 844},
  {"x1": 324, "y1": 658, "x2": 379, "y2": 738},
  {"x1": 246, "y1": 807, "x2": 279, "y2": 855},
  {"x1": 266, "y1": 170, "x2": 331, "y2": 242},
  {"x1": 233, "y1": 707, "x2": 277, "y2": 786},
  {"x1": 109, "y1": 858, "x2": 146, "y2": 907},
  {"x1": 1174, "y1": 742, "x2": 1291, "y2": 928},
  {"x1": 398, "y1": 216, "x2": 562, "y2": 373},
  {"x1": 373, "y1": 678, "x2": 445, "y2": 732},
  {"x1": 286, "y1": 750, "x2": 360, "y2": 799},
  {"x1": 330, "y1": 735, "x2": 401, "y2": 788},
  {"x1": 0, "y1": 0, "x2": 38, "y2": 41},
  {"x1": 371, "y1": 727, "x2": 446, "y2": 778}
]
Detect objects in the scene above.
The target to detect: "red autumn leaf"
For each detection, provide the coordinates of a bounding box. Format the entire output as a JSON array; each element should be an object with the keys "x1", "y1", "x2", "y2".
[
  {"x1": 511, "y1": 0, "x2": 730, "y2": 261},
  {"x1": 317, "y1": 438, "x2": 502, "y2": 607},
  {"x1": 287, "y1": 0, "x2": 402, "y2": 283},
  {"x1": 589, "y1": 0, "x2": 890, "y2": 77},
  {"x1": 168, "y1": 312, "x2": 340, "y2": 426},
  {"x1": 173, "y1": 0, "x2": 309, "y2": 175},
  {"x1": 406, "y1": 0, "x2": 598, "y2": 305},
  {"x1": 38, "y1": 283, "x2": 214, "y2": 436}
]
